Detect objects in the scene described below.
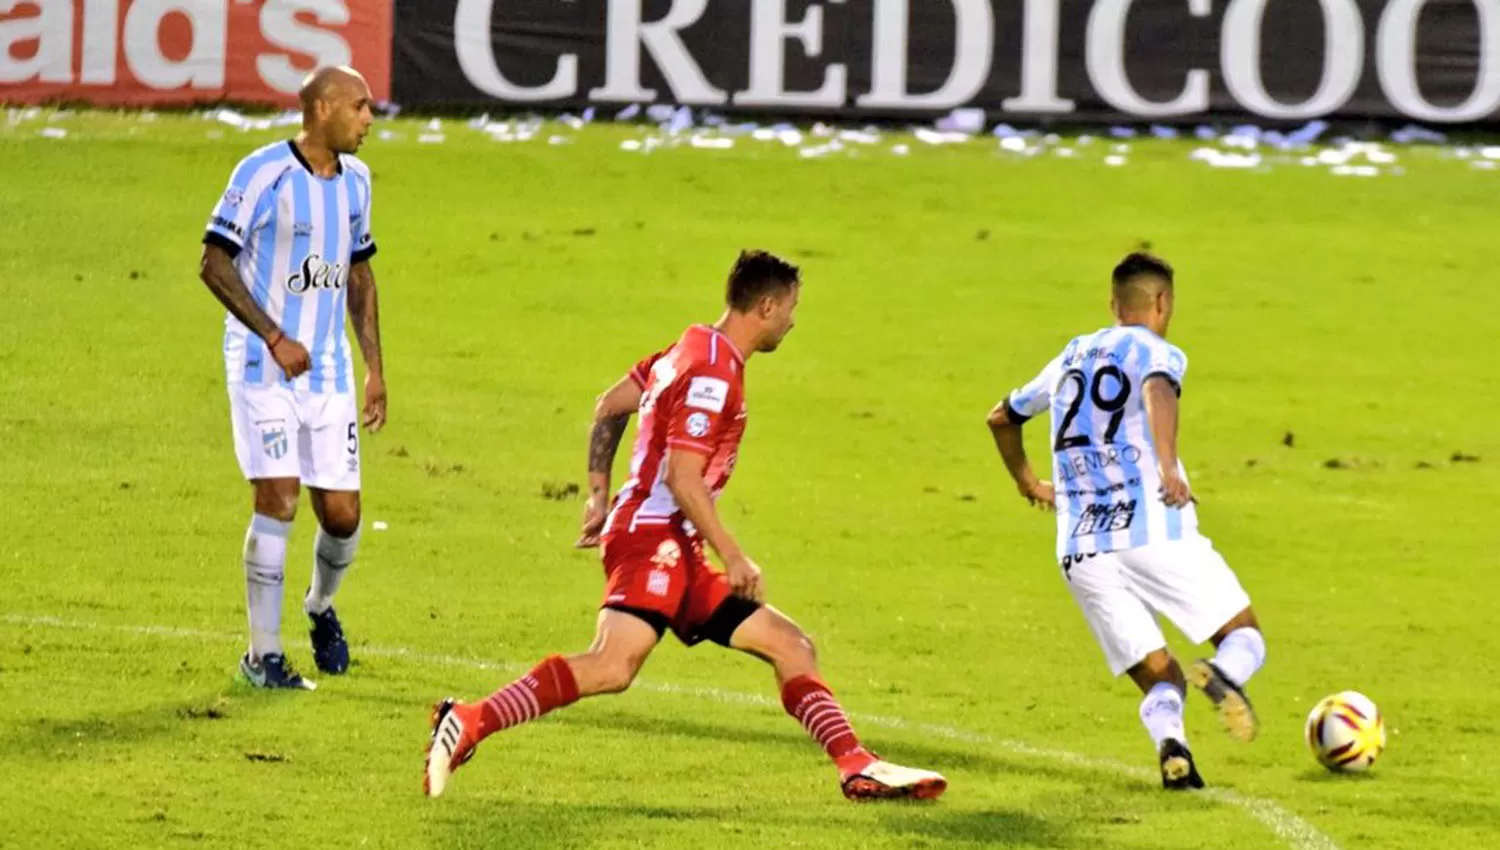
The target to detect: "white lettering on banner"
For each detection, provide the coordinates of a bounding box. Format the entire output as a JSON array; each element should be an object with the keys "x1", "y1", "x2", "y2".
[
  {"x1": 1377, "y1": 0, "x2": 1500, "y2": 122},
  {"x1": 588, "y1": 0, "x2": 727, "y2": 104},
  {"x1": 1221, "y1": 0, "x2": 1364, "y2": 119},
  {"x1": 1087, "y1": 0, "x2": 1211, "y2": 116},
  {"x1": 0, "y1": 0, "x2": 71, "y2": 84},
  {"x1": 455, "y1": 0, "x2": 577, "y2": 100},
  {"x1": 1003, "y1": 0, "x2": 1073, "y2": 114},
  {"x1": 438, "y1": 0, "x2": 1500, "y2": 124},
  {"x1": 259, "y1": 0, "x2": 352, "y2": 95},
  {"x1": 856, "y1": 0, "x2": 993, "y2": 109},
  {"x1": 124, "y1": 0, "x2": 228, "y2": 90},
  {"x1": 0, "y1": 0, "x2": 354, "y2": 93},
  {"x1": 733, "y1": 0, "x2": 845, "y2": 108},
  {"x1": 81, "y1": 0, "x2": 118, "y2": 84}
]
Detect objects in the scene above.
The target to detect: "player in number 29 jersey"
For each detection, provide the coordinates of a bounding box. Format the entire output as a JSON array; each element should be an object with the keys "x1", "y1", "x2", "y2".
[
  {"x1": 987, "y1": 252, "x2": 1268, "y2": 791},
  {"x1": 1007, "y1": 309, "x2": 1196, "y2": 560},
  {"x1": 423, "y1": 251, "x2": 946, "y2": 803}
]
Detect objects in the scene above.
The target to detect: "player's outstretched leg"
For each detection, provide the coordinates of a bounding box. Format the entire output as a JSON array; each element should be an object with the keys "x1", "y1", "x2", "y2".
[
  {"x1": 727, "y1": 605, "x2": 947, "y2": 801},
  {"x1": 1189, "y1": 607, "x2": 1265, "y2": 743},
  {"x1": 424, "y1": 610, "x2": 658, "y2": 798},
  {"x1": 305, "y1": 489, "x2": 362, "y2": 675},
  {"x1": 1129, "y1": 650, "x2": 1203, "y2": 790},
  {"x1": 239, "y1": 478, "x2": 314, "y2": 691}
]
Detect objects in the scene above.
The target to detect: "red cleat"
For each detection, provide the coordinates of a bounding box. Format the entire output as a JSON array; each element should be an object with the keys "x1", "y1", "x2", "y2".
[{"x1": 838, "y1": 750, "x2": 948, "y2": 801}]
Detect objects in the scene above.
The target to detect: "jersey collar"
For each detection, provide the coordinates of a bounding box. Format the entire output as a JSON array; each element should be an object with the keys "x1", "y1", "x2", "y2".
[
  {"x1": 287, "y1": 139, "x2": 343, "y2": 178},
  {"x1": 697, "y1": 324, "x2": 746, "y2": 366}
]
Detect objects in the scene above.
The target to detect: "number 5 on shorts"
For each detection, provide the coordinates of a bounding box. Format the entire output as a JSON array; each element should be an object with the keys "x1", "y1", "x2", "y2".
[{"x1": 347, "y1": 422, "x2": 358, "y2": 455}]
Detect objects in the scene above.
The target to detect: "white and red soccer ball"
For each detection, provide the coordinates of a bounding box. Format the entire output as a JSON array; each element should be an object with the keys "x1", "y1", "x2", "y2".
[{"x1": 1305, "y1": 690, "x2": 1387, "y2": 772}]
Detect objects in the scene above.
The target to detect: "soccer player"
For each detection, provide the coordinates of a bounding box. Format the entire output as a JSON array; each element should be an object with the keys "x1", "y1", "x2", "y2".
[
  {"x1": 424, "y1": 251, "x2": 947, "y2": 801},
  {"x1": 197, "y1": 66, "x2": 386, "y2": 690},
  {"x1": 986, "y1": 252, "x2": 1267, "y2": 789}
]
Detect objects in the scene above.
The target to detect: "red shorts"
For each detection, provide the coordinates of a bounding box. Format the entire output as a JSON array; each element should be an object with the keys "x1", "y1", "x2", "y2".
[{"x1": 599, "y1": 526, "x2": 755, "y2": 646}]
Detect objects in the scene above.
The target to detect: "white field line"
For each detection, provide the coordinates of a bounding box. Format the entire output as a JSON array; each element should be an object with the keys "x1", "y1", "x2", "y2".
[{"x1": 3, "y1": 613, "x2": 1339, "y2": 850}]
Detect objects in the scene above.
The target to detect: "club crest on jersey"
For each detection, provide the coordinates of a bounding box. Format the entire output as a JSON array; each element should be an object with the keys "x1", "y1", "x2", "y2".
[
  {"x1": 685, "y1": 411, "x2": 711, "y2": 438},
  {"x1": 261, "y1": 427, "x2": 289, "y2": 460},
  {"x1": 286, "y1": 253, "x2": 349, "y2": 294}
]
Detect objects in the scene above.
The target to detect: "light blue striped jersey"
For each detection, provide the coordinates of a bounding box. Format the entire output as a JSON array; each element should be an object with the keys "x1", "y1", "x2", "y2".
[
  {"x1": 203, "y1": 140, "x2": 376, "y2": 393},
  {"x1": 1006, "y1": 325, "x2": 1197, "y2": 559}
]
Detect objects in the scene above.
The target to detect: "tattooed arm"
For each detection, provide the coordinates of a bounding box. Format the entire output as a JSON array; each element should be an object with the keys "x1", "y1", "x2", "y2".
[
  {"x1": 199, "y1": 243, "x2": 309, "y2": 379},
  {"x1": 347, "y1": 261, "x2": 387, "y2": 432},
  {"x1": 575, "y1": 374, "x2": 644, "y2": 548}
]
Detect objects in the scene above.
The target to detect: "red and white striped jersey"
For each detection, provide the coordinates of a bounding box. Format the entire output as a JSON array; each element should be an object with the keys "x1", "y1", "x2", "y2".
[{"x1": 602, "y1": 324, "x2": 748, "y2": 541}]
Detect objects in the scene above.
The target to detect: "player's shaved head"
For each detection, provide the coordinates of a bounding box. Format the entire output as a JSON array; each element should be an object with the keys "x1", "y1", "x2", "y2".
[
  {"x1": 300, "y1": 65, "x2": 366, "y2": 112},
  {"x1": 296, "y1": 65, "x2": 374, "y2": 157},
  {"x1": 1111, "y1": 251, "x2": 1173, "y2": 312}
]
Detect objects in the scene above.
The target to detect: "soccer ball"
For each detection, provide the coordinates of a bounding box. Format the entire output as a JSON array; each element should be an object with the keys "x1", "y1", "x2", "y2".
[{"x1": 1305, "y1": 690, "x2": 1387, "y2": 772}]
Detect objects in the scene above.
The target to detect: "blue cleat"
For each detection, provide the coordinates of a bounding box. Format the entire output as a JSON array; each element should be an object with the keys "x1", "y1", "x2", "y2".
[
  {"x1": 240, "y1": 652, "x2": 316, "y2": 690},
  {"x1": 308, "y1": 606, "x2": 350, "y2": 674}
]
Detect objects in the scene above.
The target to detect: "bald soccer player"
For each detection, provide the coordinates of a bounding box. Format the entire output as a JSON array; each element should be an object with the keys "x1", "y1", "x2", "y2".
[{"x1": 198, "y1": 66, "x2": 386, "y2": 690}]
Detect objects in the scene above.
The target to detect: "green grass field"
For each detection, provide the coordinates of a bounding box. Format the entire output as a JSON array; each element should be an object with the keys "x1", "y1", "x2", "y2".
[{"x1": 1, "y1": 110, "x2": 1496, "y2": 850}]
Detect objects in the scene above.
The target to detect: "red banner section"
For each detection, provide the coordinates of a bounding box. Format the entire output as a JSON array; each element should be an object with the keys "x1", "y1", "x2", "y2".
[{"x1": 0, "y1": 1, "x2": 391, "y2": 107}]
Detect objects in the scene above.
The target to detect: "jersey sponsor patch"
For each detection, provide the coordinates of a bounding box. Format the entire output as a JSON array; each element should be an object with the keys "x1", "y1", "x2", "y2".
[
  {"x1": 685, "y1": 376, "x2": 729, "y2": 412},
  {"x1": 1070, "y1": 500, "x2": 1137, "y2": 537},
  {"x1": 685, "y1": 411, "x2": 711, "y2": 438}
]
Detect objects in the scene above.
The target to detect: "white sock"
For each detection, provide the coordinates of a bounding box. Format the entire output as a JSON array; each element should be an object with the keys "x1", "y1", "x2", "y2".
[
  {"x1": 244, "y1": 514, "x2": 291, "y2": 660},
  {"x1": 305, "y1": 524, "x2": 359, "y2": 615},
  {"x1": 1212, "y1": 627, "x2": 1267, "y2": 687},
  {"x1": 1139, "y1": 682, "x2": 1187, "y2": 750}
]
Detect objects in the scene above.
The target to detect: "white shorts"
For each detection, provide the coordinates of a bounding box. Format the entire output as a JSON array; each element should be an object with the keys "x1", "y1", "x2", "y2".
[
  {"x1": 228, "y1": 382, "x2": 361, "y2": 491},
  {"x1": 1061, "y1": 536, "x2": 1252, "y2": 677}
]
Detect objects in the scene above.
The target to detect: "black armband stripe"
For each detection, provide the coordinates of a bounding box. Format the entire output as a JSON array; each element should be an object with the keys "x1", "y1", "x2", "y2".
[
  {"x1": 202, "y1": 231, "x2": 242, "y2": 259},
  {"x1": 1004, "y1": 398, "x2": 1032, "y2": 425},
  {"x1": 1144, "y1": 371, "x2": 1182, "y2": 397}
]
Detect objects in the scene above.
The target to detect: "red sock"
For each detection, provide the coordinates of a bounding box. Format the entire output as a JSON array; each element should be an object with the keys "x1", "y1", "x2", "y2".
[
  {"x1": 475, "y1": 655, "x2": 580, "y2": 739},
  {"x1": 781, "y1": 675, "x2": 869, "y2": 769}
]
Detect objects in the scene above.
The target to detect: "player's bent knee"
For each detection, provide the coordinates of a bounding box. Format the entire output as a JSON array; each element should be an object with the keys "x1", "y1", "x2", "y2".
[
  {"x1": 592, "y1": 655, "x2": 644, "y2": 695},
  {"x1": 754, "y1": 620, "x2": 818, "y2": 675},
  {"x1": 314, "y1": 492, "x2": 362, "y2": 538},
  {"x1": 1129, "y1": 649, "x2": 1179, "y2": 684},
  {"x1": 783, "y1": 629, "x2": 817, "y2": 667},
  {"x1": 252, "y1": 480, "x2": 299, "y2": 521},
  {"x1": 322, "y1": 511, "x2": 361, "y2": 539}
]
